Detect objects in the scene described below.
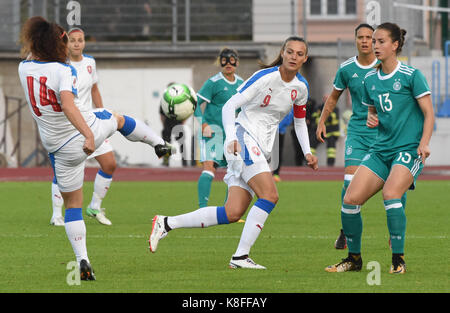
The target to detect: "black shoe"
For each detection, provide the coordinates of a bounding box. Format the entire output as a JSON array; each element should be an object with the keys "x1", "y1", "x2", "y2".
[
  {"x1": 80, "y1": 259, "x2": 96, "y2": 281},
  {"x1": 389, "y1": 254, "x2": 406, "y2": 274},
  {"x1": 334, "y1": 229, "x2": 347, "y2": 250},
  {"x1": 155, "y1": 142, "x2": 176, "y2": 158},
  {"x1": 325, "y1": 254, "x2": 362, "y2": 272}
]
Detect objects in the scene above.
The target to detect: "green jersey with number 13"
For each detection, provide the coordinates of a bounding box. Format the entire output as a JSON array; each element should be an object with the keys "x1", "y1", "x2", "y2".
[{"x1": 361, "y1": 61, "x2": 431, "y2": 152}]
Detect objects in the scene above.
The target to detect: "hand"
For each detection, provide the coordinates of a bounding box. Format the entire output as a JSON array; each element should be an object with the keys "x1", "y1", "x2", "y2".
[
  {"x1": 226, "y1": 140, "x2": 241, "y2": 156},
  {"x1": 367, "y1": 112, "x2": 379, "y2": 128},
  {"x1": 83, "y1": 136, "x2": 95, "y2": 156},
  {"x1": 305, "y1": 153, "x2": 318, "y2": 171},
  {"x1": 202, "y1": 123, "x2": 213, "y2": 138},
  {"x1": 417, "y1": 144, "x2": 430, "y2": 165},
  {"x1": 315, "y1": 122, "x2": 326, "y2": 143}
]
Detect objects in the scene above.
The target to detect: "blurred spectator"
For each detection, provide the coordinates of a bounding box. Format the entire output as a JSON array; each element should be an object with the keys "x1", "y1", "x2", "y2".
[
  {"x1": 310, "y1": 95, "x2": 340, "y2": 166},
  {"x1": 159, "y1": 82, "x2": 188, "y2": 167},
  {"x1": 272, "y1": 108, "x2": 294, "y2": 182}
]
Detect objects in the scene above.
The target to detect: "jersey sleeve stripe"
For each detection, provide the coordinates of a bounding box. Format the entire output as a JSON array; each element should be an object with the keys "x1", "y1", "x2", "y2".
[
  {"x1": 333, "y1": 84, "x2": 344, "y2": 91},
  {"x1": 415, "y1": 91, "x2": 431, "y2": 99},
  {"x1": 82, "y1": 53, "x2": 95, "y2": 60},
  {"x1": 238, "y1": 67, "x2": 278, "y2": 93},
  {"x1": 197, "y1": 93, "x2": 211, "y2": 103}
]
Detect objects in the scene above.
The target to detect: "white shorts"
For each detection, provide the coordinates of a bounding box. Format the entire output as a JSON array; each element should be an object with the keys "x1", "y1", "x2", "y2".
[
  {"x1": 223, "y1": 124, "x2": 271, "y2": 197},
  {"x1": 87, "y1": 138, "x2": 113, "y2": 160},
  {"x1": 50, "y1": 109, "x2": 118, "y2": 192}
]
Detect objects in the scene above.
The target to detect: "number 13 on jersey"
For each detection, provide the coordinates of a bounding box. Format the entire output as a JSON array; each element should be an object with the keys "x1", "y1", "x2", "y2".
[{"x1": 378, "y1": 92, "x2": 393, "y2": 112}]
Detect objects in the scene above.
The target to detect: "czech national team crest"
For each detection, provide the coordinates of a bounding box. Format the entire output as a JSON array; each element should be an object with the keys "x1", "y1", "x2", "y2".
[
  {"x1": 291, "y1": 90, "x2": 297, "y2": 101},
  {"x1": 87, "y1": 65, "x2": 92, "y2": 74},
  {"x1": 251, "y1": 146, "x2": 261, "y2": 156}
]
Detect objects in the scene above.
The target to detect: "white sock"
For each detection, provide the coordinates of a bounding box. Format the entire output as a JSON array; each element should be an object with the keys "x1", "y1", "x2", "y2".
[
  {"x1": 120, "y1": 116, "x2": 164, "y2": 146},
  {"x1": 234, "y1": 199, "x2": 274, "y2": 257},
  {"x1": 51, "y1": 182, "x2": 64, "y2": 218},
  {"x1": 89, "y1": 171, "x2": 112, "y2": 210},
  {"x1": 64, "y1": 208, "x2": 89, "y2": 264},
  {"x1": 167, "y1": 206, "x2": 219, "y2": 229}
]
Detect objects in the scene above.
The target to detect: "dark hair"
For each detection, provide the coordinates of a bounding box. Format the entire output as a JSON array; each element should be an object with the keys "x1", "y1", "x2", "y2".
[
  {"x1": 20, "y1": 16, "x2": 68, "y2": 63},
  {"x1": 376, "y1": 22, "x2": 407, "y2": 55},
  {"x1": 355, "y1": 23, "x2": 374, "y2": 36},
  {"x1": 259, "y1": 36, "x2": 308, "y2": 69}
]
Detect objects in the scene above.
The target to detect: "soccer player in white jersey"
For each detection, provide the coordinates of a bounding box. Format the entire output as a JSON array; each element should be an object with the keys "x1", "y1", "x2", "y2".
[
  {"x1": 149, "y1": 37, "x2": 318, "y2": 269},
  {"x1": 50, "y1": 27, "x2": 116, "y2": 226},
  {"x1": 18, "y1": 16, "x2": 175, "y2": 280}
]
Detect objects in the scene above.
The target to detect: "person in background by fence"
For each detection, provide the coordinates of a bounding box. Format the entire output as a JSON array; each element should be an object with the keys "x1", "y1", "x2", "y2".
[
  {"x1": 272, "y1": 108, "x2": 293, "y2": 182},
  {"x1": 50, "y1": 27, "x2": 116, "y2": 227},
  {"x1": 159, "y1": 82, "x2": 188, "y2": 167},
  {"x1": 311, "y1": 95, "x2": 340, "y2": 167}
]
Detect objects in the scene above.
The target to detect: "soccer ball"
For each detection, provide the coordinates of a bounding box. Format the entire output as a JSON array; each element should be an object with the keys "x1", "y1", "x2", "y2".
[{"x1": 160, "y1": 83, "x2": 197, "y2": 121}]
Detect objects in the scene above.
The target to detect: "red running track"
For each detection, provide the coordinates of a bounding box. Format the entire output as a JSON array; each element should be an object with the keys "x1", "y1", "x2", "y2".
[{"x1": 1, "y1": 166, "x2": 450, "y2": 182}]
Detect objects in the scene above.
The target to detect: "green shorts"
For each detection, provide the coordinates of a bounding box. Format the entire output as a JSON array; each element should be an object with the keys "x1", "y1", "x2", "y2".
[
  {"x1": 344, "y1": 134, "x2": 375, "y2": 168},
  {"x1": 199, "y1": 135, "x2": 227, "y2": 168},
  {"x1": 360, "y1": 149, "x2": 423, "y2": 190}
]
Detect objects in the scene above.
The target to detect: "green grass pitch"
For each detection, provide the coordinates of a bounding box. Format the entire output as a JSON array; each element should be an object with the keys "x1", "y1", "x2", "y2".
[{"x1": 0, "y1": 180, "x2": 448, "y2": 293}]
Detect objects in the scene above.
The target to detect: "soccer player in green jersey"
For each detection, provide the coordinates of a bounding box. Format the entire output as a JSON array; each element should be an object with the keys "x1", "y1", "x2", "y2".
[
  {"x1": 325, "y1": 23, "x2": 434, "y2": 274},
  {"x1": 317, "y1": 24, "x2": 381, "y2": 249},
  {"x1": 194, "y1": 48, "x2": 244, "y2": 208}
]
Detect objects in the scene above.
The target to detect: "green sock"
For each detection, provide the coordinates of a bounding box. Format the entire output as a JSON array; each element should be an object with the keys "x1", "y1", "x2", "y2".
[
  {"x1": 198, "y1": 171, "x2": 214, "y2": 208},
  {"x1": 384, "y1": 199, "x2": 406, "y2": 254},
  {"x1": 341, "y1": 175, "x2": 352, "y2": 202},
  {"x1": 341, "y1": 203, "x2": 362, "y2": 254},
  {"x1": 401, "y1": 192, "x2": 407, "y2": 210}
]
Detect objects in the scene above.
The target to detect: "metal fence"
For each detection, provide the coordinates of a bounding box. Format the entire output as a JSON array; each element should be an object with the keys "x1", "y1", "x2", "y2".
[{"x1": 0, "y1": 0, "x2": 252, "y2": 50}]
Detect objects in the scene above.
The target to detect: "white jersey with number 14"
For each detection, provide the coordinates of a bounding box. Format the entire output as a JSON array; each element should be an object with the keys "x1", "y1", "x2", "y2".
[{"x1": 18, "y1": 60, "x2": 96, "y2": 153}]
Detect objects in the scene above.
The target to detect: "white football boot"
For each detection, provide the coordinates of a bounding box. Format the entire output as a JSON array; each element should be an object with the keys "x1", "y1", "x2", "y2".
[
  {"x1": 229, "y1": 256, "x2": 266, "y2": 269},
  {"x1": 149, "y1": 215, "x2": 168, "y2": 253},
  {"x1": 86, "y1": 206, "x2": 112, "y2": 226}
]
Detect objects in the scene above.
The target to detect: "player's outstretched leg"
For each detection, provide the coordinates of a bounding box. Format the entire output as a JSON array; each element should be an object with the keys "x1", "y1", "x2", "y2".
[
  {"x1": 116, "y1": 114, "x2": 176, "y2": 158},
  {"x1": 148, "y1": 205, "x2": 229, "y2": 253},
  {"x1": 148, "y1": 215, "x2": 169, "y2": 253}
]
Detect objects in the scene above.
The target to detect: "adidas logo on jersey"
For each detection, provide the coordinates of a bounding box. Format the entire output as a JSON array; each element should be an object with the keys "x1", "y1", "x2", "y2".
[{"x1": 352, "y1": 73, "x2": 359, "y2": 78}]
